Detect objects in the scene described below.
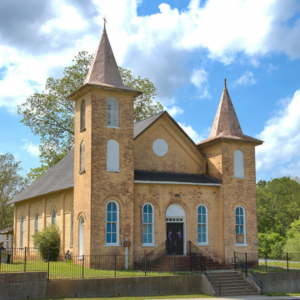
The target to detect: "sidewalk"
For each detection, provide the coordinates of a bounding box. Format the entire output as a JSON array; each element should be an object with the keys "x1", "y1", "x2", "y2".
[{"x1": 158, "y1": 296, "x2": 300, "y2": 300}]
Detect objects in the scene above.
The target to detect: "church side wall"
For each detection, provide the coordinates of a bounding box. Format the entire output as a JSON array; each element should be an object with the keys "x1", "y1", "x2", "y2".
[
  {"x1": 134, "y1": 115, "x2": 205, "y2": 174},
  {"x1": 133, "y1": 183, "x2": 223, "y2": 263}
]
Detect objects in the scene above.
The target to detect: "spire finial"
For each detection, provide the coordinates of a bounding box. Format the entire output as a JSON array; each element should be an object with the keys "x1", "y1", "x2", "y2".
[
  {"x1": 103, "y1": 16, "x2": 108, "y2": 30},
  {"x1": 224, "y1": 78, "x2": 227, "y2": 89}
]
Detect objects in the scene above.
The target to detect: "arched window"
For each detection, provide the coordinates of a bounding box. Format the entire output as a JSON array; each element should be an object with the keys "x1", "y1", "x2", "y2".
[
  {"x1": 35, "y1": 212, "x2": 38, "y2": 233},
  {"x1": 70, "y1": 206, "x2": 74, "y2": 248},
  {"x1": 106, "y1": 97, "x2": 119, "y2": 127},
  {"x1": 79, "y1": 216, "x2": 85, "y2": 257},
  {"x1": 198, "y1": 205, "x2": 208, "y2": 245},
  {"x1": 106, "y1": 140, "x2": 120, "y2": 172},
  {"x1": 20, "y1": 216, "x2": 24, "y2": 248},
  {"x1": 143, "y1": 203, "x2": 154, "y2": 245},
  {"x1": 80, "y1": 100, "x2": 86, "y2": 131},
  {"x1": 106, "y1": 201, "x2": 119, "y2": 245},
  {"x1": 234, "y1": 150, "x2": 244, "y2": 178},
  {"x1": 80, "y1": 141, "x2": 85, "y2": 173},
  {"x1": 236, "y1": 206, "x2": 246, "y2": 245},
  {"x1": 51, "y1": 209, "x2": 56, "y2": 225}
]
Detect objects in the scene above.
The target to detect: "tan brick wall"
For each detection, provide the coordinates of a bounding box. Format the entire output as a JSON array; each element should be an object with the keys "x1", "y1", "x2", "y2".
[
  {"x1": 133, "y1": 183, "x2": 223, "y2": 262},
  {"x1": 134, "y1": 114, "x2": 205, "y2": 174},
  {"x1": 200, "y1": 141, "x2": 259, "y2": 263}
]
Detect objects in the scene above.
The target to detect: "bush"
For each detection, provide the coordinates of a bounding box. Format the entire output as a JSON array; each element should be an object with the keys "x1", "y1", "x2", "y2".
[
  {"x1": 258, "y1": 232, "x2": 285, "y2": 259},
  {"x1": 32, "y1": 224, "x2": 60, "y2": 260}
]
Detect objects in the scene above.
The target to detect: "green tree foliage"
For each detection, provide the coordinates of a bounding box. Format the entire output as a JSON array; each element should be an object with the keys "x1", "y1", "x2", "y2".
[
  {"x1": 18, "y1": 52, "x2": 163, "y2": 181},
  {"x1": 0, "y1": 153, "x2": 28, "y2": 230},
  {"x1": 258, "y1": 232, "x2": 285, "y2": 258},
  {"x1": 283, "y1": 218, "x2": 300, "y2": 253},
  {"x1": 32, "y1": 224, "x2": 60, "y2": 260}
]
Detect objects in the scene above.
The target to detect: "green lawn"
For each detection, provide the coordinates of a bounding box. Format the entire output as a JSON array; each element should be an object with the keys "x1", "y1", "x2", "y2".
[
  {"x1": 253, "y1": 265, "x2": 300, "y2": 273},
  {"x1": 264, "y1": 292, "x2": 300, "y2": 296},
  {"x1": 256, "y1": 260, "x2": 300, "y2": 272},
  {"x1": 0, "y1": 260, "x2": 190, "y2": 279}
]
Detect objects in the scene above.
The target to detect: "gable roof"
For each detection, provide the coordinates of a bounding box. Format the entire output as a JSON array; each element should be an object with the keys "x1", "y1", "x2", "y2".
[{"x1": 10, "y1": 111, "x2": 206, "y2": 204}]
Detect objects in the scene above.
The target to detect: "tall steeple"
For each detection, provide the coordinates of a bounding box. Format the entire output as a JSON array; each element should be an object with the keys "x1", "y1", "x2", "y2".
[
  {"x1": 84, "y1": 26, "x2": 124, "y2": 87},
  {"x1": 209, "y1": 79, "x2": 243, "y2": 139}
]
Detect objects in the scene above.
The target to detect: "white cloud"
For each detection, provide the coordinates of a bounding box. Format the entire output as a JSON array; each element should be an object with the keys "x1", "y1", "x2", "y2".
[
  {"x1": 256, "y1": 89, "x2": 300, "y2": 177},
  {"x1": 234, "y1": 71, "x2": 256, "y2": 86},
  {"x1": 167, "y1": 106, "x2": 184, "y2": 118},
  {"x1": 190, "y1": 68, "x2": 211, "y2": 99},
  {"x1": 179, "y1": 123, "x2": 210, "y2": 144},
  {"x1": 21, "y1": 139, "x2": 40, "y2": 157}
]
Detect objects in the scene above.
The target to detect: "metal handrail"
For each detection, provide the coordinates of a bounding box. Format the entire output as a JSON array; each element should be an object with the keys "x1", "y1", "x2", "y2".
[
  {"x1": 234, "y1": 255, "x2": 262, "y2": 295},
  {"x1": 147, "y1": 241, "x2": 166, "y2": 256},
  {"x1": 188, "y1": 241, "x2": 213, "y2": 261}
]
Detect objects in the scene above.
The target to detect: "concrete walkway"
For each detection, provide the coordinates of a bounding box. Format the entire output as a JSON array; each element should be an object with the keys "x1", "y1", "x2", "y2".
[{"x1": 155, "y1": 296, "x2": 300, "y2": 300}]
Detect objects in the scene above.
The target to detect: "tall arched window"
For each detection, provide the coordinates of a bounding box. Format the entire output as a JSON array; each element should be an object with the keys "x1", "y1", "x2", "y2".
[
  {"x1": 20, "y1": 216, "x2": 24, "y2": 248},
  {"x1": 51, "y1": 209, "x2": 56, "y2": 225},
  {"x1": 35, "y1": 212, "x2": 39, "y2": 233},
  {"x1": 236, "y1": 206, "x2": 246, "y2": 245},
  {"x1": 70, "y1": 206, "x2": 74, "y2": 248},
  {"x1": 80, "y1": 141, "x2": 85, "y2": 173},
  {"x1": 106, "y1": 201, "x2": 119, "y2": 245},
  {"x1": 198, "y1": 205, "x2": 208, "y2": 245},
  {"x1": 79, "y1": 216, "x2": 85, "y2": 257},
  {"x1": 106, "y1": 140, "x2": 120, "y2": 171},
  {"x1": 234, "y1": 150, "x2": 244, "y2": 178},
  {"x1": 143, "y1": 203, "x2": 154, "y2": 245},
  {"x1": 106, "y1": 97, "x2": 119, "y2": 127},
  {"x1": 80, "y1": 100, "x2": 86, "y2": 131}
]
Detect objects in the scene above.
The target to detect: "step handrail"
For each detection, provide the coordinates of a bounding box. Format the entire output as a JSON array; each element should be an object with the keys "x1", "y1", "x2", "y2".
[
  {"x1": 188, "y1": 241, "x2": 213, "y2": 261},
  {"x1": 234, "y1": 256, "x2": 262, "y2": 295}
]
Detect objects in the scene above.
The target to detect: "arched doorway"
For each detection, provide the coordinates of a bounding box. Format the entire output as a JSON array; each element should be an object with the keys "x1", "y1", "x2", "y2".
[
  {"x1": 166, "y1": 204, "x2": 186, "y2": 255},
  {"x1": 79, "y1": 216, "x2": 85, "y2": 258}
]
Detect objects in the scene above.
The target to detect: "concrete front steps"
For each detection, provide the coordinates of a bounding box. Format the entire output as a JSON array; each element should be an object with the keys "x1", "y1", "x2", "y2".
[{"x1": 208, "y1": 271, "x2": 260, "y2": 296}]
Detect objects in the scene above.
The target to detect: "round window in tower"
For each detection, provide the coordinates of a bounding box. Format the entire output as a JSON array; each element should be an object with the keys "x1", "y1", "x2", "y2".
[{"x1": 153, "y1": 139, "x2": 168, "y2": 157}]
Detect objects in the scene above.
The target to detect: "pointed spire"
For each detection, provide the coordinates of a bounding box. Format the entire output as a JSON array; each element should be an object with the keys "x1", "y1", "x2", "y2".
[
  {"x1": 84, "y1": 25, "x2": 124, "y2": 87},
  {"x1": 209, "y1": 79, "x2": 243, "y2": 139}
]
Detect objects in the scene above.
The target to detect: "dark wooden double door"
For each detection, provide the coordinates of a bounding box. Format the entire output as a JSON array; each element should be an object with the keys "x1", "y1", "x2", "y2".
[{"x1": 166, "y1": 223, "x2": 184, "y2": 255}]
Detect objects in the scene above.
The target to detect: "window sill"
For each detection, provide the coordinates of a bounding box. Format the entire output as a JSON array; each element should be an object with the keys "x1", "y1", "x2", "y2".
[
  {"x1": 197, "y1": 243, "x2": 210, "y2": 246},
  {"x1": 106, "y1": 169, "x2": 120, "y2": 173},
  {"x1": 80, "y1": 128, "x2": 86, "y2": 132},
  {"x1": 79, "y1": 170, "x2": 86, "y2": 175},
  {"x1": 104, "y1": 244, "x2": 121, "y2": 247},
  {"x1": 142, "y1": 244, "x2": 156, "y2": 247},
  {"x1": 234, "y1": 176, "x2": 246, "y2": 179},
  {"x1": 106, "y1": 126, "x2": 120, "y2": 129},
  {"x1": 236, "y1": 244, "x2": 248, "y2": 247}
]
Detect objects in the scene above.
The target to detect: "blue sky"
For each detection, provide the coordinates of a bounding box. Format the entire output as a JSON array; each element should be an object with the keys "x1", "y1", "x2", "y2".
[{"x1": 1, "y1": 0, "x2": 300, "y2": 181}]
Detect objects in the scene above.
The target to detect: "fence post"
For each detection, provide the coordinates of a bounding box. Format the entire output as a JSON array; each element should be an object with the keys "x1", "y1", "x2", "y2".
[
  {"x1": 114, "y1": 255, "x2": 116, "y2": 278},
  {"x1": 287, "y1": 253, "x2": 289, "y2": 272},
  {"x1": 47, "y1": 247, "x2": 50, "y2": 279},
  {"x1": 245, "y1": 252, "x2": 248, "y2": 267},
  {"x1": 24, "y1": 247, "x2": 27, "y2": 272},
  {"x1": 82, "y1": 255, "x2": 84, "y2": 279},
  {"x1": 173, "y1": 253, "x2": 175, "y2": 276},
  {"x1": 144, "y1": 254, "x2": 147, "y2": 277},
  {"x1": 200, "y1": 253, "x2": 203, "y2": 274},
  {"x1": 234, "y1": 251, "x2": 236, "y2": 272},
  {"x1": 0, "y1": 248, "x2": 2, "y2": 272},
  {"x1": 265, "y1": 253, "x2": 267, "y2": 273}
]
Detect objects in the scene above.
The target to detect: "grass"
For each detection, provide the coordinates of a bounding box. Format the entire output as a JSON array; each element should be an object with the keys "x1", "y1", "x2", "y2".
[
  {"x1": 255, "y1": 260, "x2": 300, "y2": 273},
  {"x1": 20, "y1": 295, "x2": 214, "y2": 300},
  {"x1": 0, "y1": 260, "x2": 190, "y2": 279},
  {"x1": 264, "y1": 292, "x2": 300, "y2": 296}
]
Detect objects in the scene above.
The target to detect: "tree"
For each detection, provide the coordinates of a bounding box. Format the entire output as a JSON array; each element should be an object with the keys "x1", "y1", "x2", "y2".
[
  {"x1": 283, "y1": 218, "x2": 300, "y2": 253},
  {"x1": 18, "y1": 51, "x2": 163, "y2": 181},
  {"x1": 0, "y1": 153, "x2": 28, "y2": 230},
  {"x1": 258, "y1": 232, "x2": 285, "y2": 258}
]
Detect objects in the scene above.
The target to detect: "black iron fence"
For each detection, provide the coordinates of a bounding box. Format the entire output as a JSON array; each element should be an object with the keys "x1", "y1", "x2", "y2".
[{"x1": 0, "y1": 247, "x2": 201, "y2": 279}]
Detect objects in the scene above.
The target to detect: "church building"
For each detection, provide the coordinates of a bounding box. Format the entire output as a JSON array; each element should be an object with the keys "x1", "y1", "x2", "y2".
[{"x1": 10, "y1": 26, "x2": 263, "y2": 264}]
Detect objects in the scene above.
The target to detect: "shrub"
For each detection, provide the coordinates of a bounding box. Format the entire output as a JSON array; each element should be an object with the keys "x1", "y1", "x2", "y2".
[
  {"x1": 32, "y1": 224, "x2": 60, "y2": 260},
  {"x1": 258, "y1": 232, "x2": 285, "y2": 259}
]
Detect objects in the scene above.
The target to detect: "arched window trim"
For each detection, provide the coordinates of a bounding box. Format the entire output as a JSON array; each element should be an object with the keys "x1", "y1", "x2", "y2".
[
  {"x1": 35, "y1": 212, "x2": 39, "y2": 233},
  {"x1": 51, "y1": 209, "x2": 56, "y2": 225},
  {"x1": 235, "y1": 206, "x2": 247, "y2": 247},
  {"x1": 142, "y1": 203, "x2": 155, "y2": 247},
  {"x1": 20, "y1": 215, "x2": 24, "y2": 248},
  {"x1": 197, "y1": 204, "x2": 209, "y2": 246},
  {"x1": 106, "y1": 139, "x2": 120, "y2": 172},
  {"x1": 70, "y1": 205, "x2": 74, "y2": 248},
  {"x1": 106, "y1": 97, "x2": 120, "y2": 128},
  {"x1": 105, "y1": 201, "x2": 120, "y2": 246},
  {"x1": 80, "y1": 140, "x2": 85, "y2": 173},
  {"x1": 80, "y1": 99, "x2": 86, "y2": 131},
  {"x1": 234, "y1": 150, "x2": 245, "y2": 179}
]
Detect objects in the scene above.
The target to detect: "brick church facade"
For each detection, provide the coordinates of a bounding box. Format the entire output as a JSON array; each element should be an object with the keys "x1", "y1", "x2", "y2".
[{"x1": 10, "y1": 27, "x2": 263, "y2": 264}]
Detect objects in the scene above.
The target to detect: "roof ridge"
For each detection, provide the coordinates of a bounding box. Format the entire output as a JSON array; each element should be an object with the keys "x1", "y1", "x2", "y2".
[{"x1": 134, "y1": 110, "x2": 165, "y2": 125}]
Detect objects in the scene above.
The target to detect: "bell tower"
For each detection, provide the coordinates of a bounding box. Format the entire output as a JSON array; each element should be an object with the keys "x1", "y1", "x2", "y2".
[
  {"x1": 198, "y1": 80, "x2": 263, "y2": 263},
  {"x1": 67, "y1": 26, "x2": 142, "y2": 256}
]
